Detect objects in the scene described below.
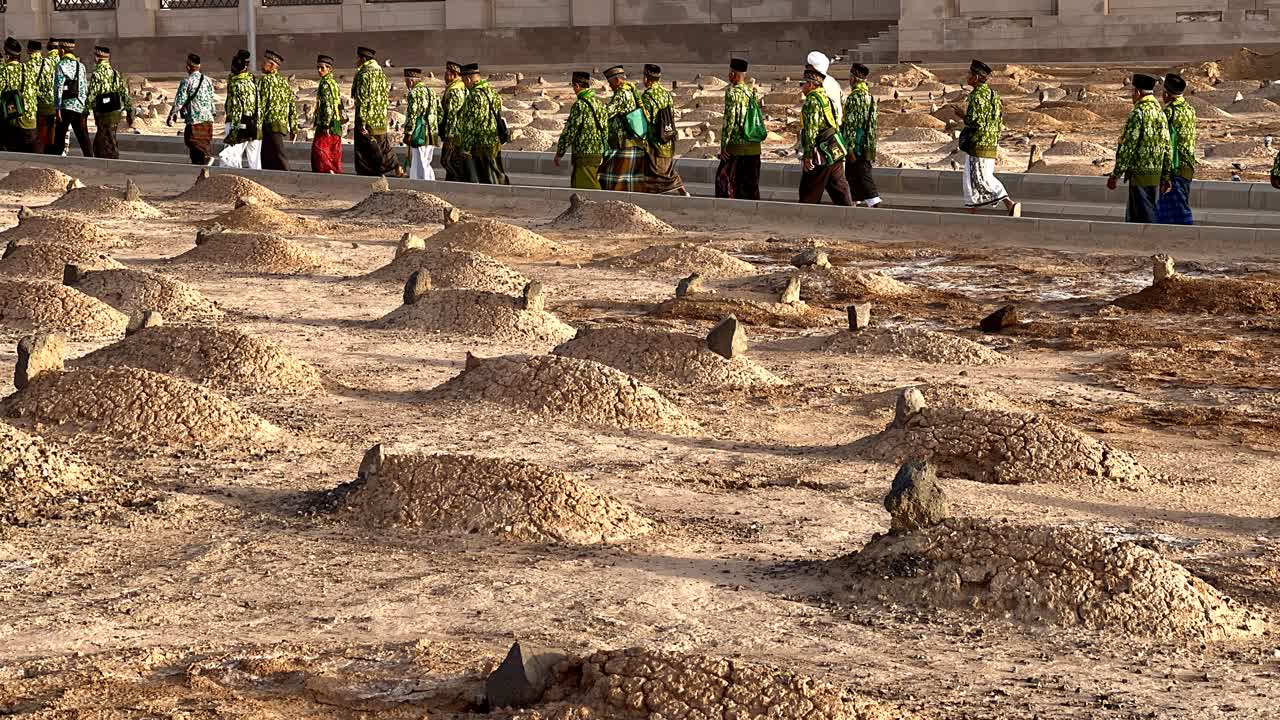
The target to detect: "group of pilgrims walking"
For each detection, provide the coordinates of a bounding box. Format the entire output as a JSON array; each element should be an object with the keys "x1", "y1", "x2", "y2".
[{"x1": 2, "y1": 40, "x2": 1280, "y2": 218}]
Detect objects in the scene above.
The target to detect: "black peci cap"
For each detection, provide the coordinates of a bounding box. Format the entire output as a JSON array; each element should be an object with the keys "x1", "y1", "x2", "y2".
[
  {"x1": 4, "y1": 38, "x2": 21, "y2": 56},
  {"x1": 850, "y1": 63, "x2": 870, "y2": 78},
  {"x1": 644, "y1": 63, "x2": 661, "y2": 77},
  {"x1": 357, "y1": 46, "x2": 375, "y2": 60},
  {"x1": 730, "y1": 58, "x2": 749, "y2": 72},
  {"x1": 572, "y1": 71, "x2": 591, "y2": 85},
  {"x1": 264, "y1": 49, "x2": 284, "y2": 65},
  {"x1": 970, "y1": 59, "x2": 992, "y2": 77},
  {"x1": 1163, "y1": 73, "x2": 1186, "y2": 94},
  {"x1": 461, "y1": 63, "x2": 480, "y2": 75},
  {"x1": 1133, "y1": 73, "x2": 1157, "y2": 92},
  {"x1": 27, "y1": 40, "x2": 42, "y2": 52},
  {"x1": 317, "y1": 54, "x2": 335, "y2": 67},
  {"x1": 404, "y1": 68, "x2": 423, "y2": 79}
]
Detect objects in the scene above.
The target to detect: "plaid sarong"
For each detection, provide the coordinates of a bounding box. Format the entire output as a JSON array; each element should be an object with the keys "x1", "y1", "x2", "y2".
[
  {"x1": 598, "y1": 146, "x2": 646, "y2": 192},
  {"x1": 1155, "y1": 175, "x2": 1193, "y2": 225}
]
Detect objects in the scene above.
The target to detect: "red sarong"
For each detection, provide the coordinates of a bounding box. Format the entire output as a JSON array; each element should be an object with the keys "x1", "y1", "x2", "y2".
[{"x1": 311, "y1": 133, "x2": 343, "y2": 174}]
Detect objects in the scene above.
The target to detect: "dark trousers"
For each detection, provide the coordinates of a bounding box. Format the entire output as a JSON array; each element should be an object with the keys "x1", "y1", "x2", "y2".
[
  {"x1": 845, "y1": 155, "x2": 880, "y2": 202},
  {"x1": 1125, "y1": 184, "x2": 1158, "y2": 224},
  {"x1": 441, "y1": 142, "x2": 471, "y2": 182},
  {"x1": 715, "y1": 153, "x2": 761, "y2": 200},
  {"x1": 0, "y1": 123, "x2": 34, "y2": 152},
  {"x1": 261, "y1": 132, "x2": 288, "y2": 171},
  {"x1": 48, "y1": 110, "x2": 92, "y2": 157},
  {"x1": 799, "y1": 159, "x2": 853, "y2": 205},
  {"x1": 92, "y1": 116, "x2": 119, "y2": 160}
]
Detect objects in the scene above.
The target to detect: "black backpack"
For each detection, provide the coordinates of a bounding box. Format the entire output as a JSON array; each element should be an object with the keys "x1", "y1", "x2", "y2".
[
  {"x1": 653, "y1": 105, "x2": 677, "y2": 145},
  {"x1": 95, "y1": 69, "x2": 123, "y2": 114}
]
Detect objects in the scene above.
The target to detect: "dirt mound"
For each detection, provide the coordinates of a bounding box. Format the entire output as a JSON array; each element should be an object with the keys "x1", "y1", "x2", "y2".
[
  {"x1": 0, "y1": 168, "x2": 75, "y2": 194},
  {"x1": 652, "y1": 295, "x2": 830, "y2": 328},
  {"x1": 1225, "y1": 97, "x2": 1280, "y2": 114},
  {"x1": 426, "y1": 219, "x2": 563, "y2": 259},
  {"x1": 375, "y1": 289, "x2": 576, "y2": 345},
  {"x1": 430, "y1": 354, "x2": 696, "y2": 433},
  {"x1": 4, "y1": 367, "x2": 278, "y2": 447},
  {"x1": 72, "y1": 268, "x2": 223, "y2": 321},
  {"x1": 1186, "y1": 95, "x2": 1234, "y2": 120},
  {"x1": 878, "y1": 113, "x2": 947, "y2": 131},
  {"x1": 1003, "y1": 111, "x2": 1065, "y2": 130},
  {"x1": 825, "y1": 328, "x2": 1008, "y2": 366},
  {"x1": 361, "y1": 246, "x2": 530, "y2": 293},
  {"x1": 1113, "y1": 276, "x2": 1280, "y2": 315},
  {"x1": 75, "y1": 324, "x2": 321, "y2": 395},
  {"x1": 171, "y1": 231, "x2": 324, "y2": 274},
  {"x1": 341, "y1": 189, "x2": 457, "y2": 225},
  {"x1": 1045, "y1": 140, "x2": 1110, "y2": 157},
  {"x1": 507, "y1": 126, "x2": 558, "y2": 152},
  {"x1": 827, "y1": 518, "x2": 1258, "y2": 641},
  {"x1": 553, "y1": 325, "x2": 784, "y2": 390},
  {"x1": 546, "y1": 194, "x2": 676, "y2": 235},
  {"x1": 324, "y1": 449, "x2": 652, "y2": 544},
  {"x1": 850, "y1": 392, "x2": 1150, "y2": 486},
  {"x1": 533, "y1": 647, "x2": 913, "y2": 720},
  {"x1": 0, "y1": 212, "x2": 126, "y2": 250},
  {"x1": 764, "y1": 266, "x2": 915, "y2": 304},
  {"x1": 604, "y1": 243, "x2": 756, "y2": 278},
  {"x1": 45, "y1": 185, "x2": 164, "y2": 219},
  {"x1": 0, "y1": 422, "x2": 127, "y2": 525},
  {"x1": 0, "y1": 279, "x2": 127, "y2": 337},
  {"x1": 174, "y1": 174, "x2": 285, "y2": 206},
  {"x1": 885, "y1": 127, "x2": 953, "y2": 144},
  {"x1": 201, "y1": 203, "x2": 330, "y2": 235},
  {"x1": 1037, "y1": 106, "x2": 1104, "y2": 124},
  {"x1": 0, "y1": 243, "x2": 122, "y2": 280},
  {"x1": 1206, "y1": 47, "x2": 1280, "y2": 81},
  {"x1": 875, "y1": 63, "x2": 937, "y2": 88}
]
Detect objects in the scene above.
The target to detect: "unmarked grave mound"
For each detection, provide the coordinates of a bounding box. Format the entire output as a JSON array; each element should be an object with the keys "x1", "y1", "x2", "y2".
[
  {"x1": 825, "y1": 327, "x2": 1007, "y2": 366},
  {"x1": 341, "y1": 188, "x2": 458, "y2": 224},
  {"x1": 1113, "y1": 275, "x2": 1280, "y2": 315},
  {"x1": 431, "y1": 354, "x2": 696, "y2": 433},
  {"x1": 4, "y1": 366, "x2": 278, "y2": 447},
  {"x1": 0, "y1": 212, "x2": 125, "y2": 250},
  {"x1": 375, "y1": 288, "x2": 576, "y2": 345},
  {"x1": 362, "y1": 246, "x2": 530, "y2": 293},
  {"x1": 652, "y1": 295, "x2": 829, "y2": 328},
  {"x1": 172, "y1": 231, "x2": 324, "y2": 274},
  {"x1": 70, "y1": 267, "x2": 223, "y2": 321},
  {"x1": 604, "y1": 243, "x2": 755, "y2": 278},
  {"x1": 766, "y1": 266, "x2": 914, "y2": 303},
  {"x1": 201, "y1": 202, "x2": 331, "y2": 235},
  {"x1": 553, "y1": 325, "x2": 784, "y2": 390},
  {"x1": 0, "y1": 421, "x2": 130, "y2": 525},
  {"x1": 0, "y1": 243, "x2": 122, "y2": 280},
  {"x1": 827, "y1": 518, "x2": 1258, "y2": 641},
  {"x1": 45, "y1": 185, "x2": 164, "y2": 219},
  {"x1": 323, "y1": 447, "x2": 652, "y2": 544},
  {"x1": 75, "y1": 324, "x2": 321, "y2": 395},
  {"x1": 427, "y1": 218, "x2": 563, "y2": 259},
  {"x1": 546, "y1": 194, "x2": 676, "y2": 235},
  {"x1": 0, "y1": 279, "x2": 127, "y2": 337},
  {"x1": 174, "y1": 174, "x2": 284, "y2": 206},
  {"x1": 0, "y1": 168, "x2": 76, "y2": 194}
]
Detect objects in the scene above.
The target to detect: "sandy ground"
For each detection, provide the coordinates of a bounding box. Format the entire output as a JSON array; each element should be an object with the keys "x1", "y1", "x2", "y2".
[{"x1": 0, "y1": 160, "x2": 1279, "y2": 719}]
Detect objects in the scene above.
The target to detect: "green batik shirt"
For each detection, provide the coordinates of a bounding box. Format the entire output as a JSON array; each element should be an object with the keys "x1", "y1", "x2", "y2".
[
  {"x1": 801, "y1": 87, "x2": 844, "y2": 165},
  {"x1": 556, "y1": 87, "x2": 606, "y2": 158},
  {"x1": 352, "y1": 59, "x2": 389, "y2": 135},
  {"x1": 640, "y1": 82, "x2": 676, "y2": 158},
  {"x1": 964, "y1": 83, "x2": 1002, "y2": 159},
  {"x1": 605, "y1": 80, "x2": 645, "y2": 150},
  {"x1": 720, "y1": 83, "x2": 759, "y2": 157},
  {"x1": 87, "y1": 61, "x2": 131, "y2": 126},
  {"x1": 256, "y1": 71, "x2": 297, "y2": 136},
  {"x1": 458, "y1": 79, "x2": 502, "y2": 150},
  {"x1": 405, "y1": 82, "x2": 439, "y2": 146},
  {"x1": 1164, "y1": 96, "x2": 1197, "y2": 180},
  {"x1": 314, "y1": 73, "x2": 343, "y2": 135},
  {"x1": 1112, "y1": 94, "x2": 1172, "y2": 187},
  {"x1": 440, "y1": 79, "x2": 466, "y2": 145},
  {"x1": 27, "y1": 52, "x2": 52, "y2": 116},
  {"x1": 840, "y1": 80, "x2": 877, "y2": 163},
  {"x1": 224, "y1": 70, "x2": 259, "y2": 141},
  {"x1": 1, "y1": 60, "x2": 39, "y2": 130},
  {"x1": 1272, "y1": 150, "x2": 1280, "y2": 180}
]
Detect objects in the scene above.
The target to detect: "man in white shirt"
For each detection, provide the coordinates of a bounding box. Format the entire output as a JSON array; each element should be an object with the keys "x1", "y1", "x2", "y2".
[{"x1": 805, "y1": 51, "x2": 844, "y2": 125}]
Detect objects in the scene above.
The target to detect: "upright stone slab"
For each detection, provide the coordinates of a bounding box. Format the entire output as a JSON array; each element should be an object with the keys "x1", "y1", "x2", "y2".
[
  {"x1": 847, "y1": 303, "x2": 871, "y2": 331},
  {"x1": 894, "y1": 387, "x2": 926, "y2": 427},
  {"x1": 125, "y1": 310, "x2": 164, "y2": 336},
  {"x1": 676, "y1": 272, "x2": 704, "y2": 297},
  {"x1": 404, "y1": 271, "x2": 432, "y2": 305},
  {"x1": 979, "y1": 305, "x2": 1018, "y2": 332},
  {"x1": 706, "y1": 315, "x2": 746, "y2": 359},
  {"x1": 521, "y1": 281, "x2": 544, "y2": 311},
  {"x1": 780, "y1": 274, "x2": 801, "y2": 304},
  {"x1": 1152, "y1": 254, "x2": 1178, "y2": 283},
  {"x1": 15, "y1": 333, "x2": 66, "y2": 390},
  {"x1": 485, "y1": 641, "x2": 569, "y2": 710},
  {"x1": 884, "y1": 459, "x2": 949, "y2": 533}
]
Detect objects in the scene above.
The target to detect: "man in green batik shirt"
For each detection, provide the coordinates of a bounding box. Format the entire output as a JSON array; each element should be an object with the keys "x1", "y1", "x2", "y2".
[
  {"x1": 554, "y1": 70, "x2": 606, "y2": 190},
  {"x1": 457, "y1": 63, "x2": 508, "y2": 185},
  {"x1": 1272, "y1": 148, "x2": 1280, "y2": 190},
  {"x1": 841, "y1": 62, "x2": 881, "y2": 208},
  {"x1": 25, "y1": 40, "x2": 51, "y2": 153},
  {"x1": 256, "y1": 49, "x2": 297, "y2": 171},
  {"x1": 352, "y1": 46, "x2": 402, "y2": 178},
  {"x1": 954, "y1": 59, "x2": 1020, "y2": 216},
  {"x1": 597, "y1": 66, "x2": 646, "y2": 192},
  {"x1": 403, "y1": 67, "x2": 439, "y2": 181},
  {"x1": 310, "y1": 54, "x2": 344, "y2": 174},
  {"x1": 716, "y1": 58, "x2": 760, "y2": 200},
  {"x1": 1107, "y1": 73, "x2": 1172, "y2": 224},
  {"x1": 439, "y1": 60, "x2": 469, "y2": 182},
  {"x1": 798, "y1": 67, "x2": 852, "y2": 206},
  {"x1": 0, "y1": 38, "x2": 38, "y2": 152},
  {"x1": 218, "y1": 50, "x2": 260, "y2": 169},
  {"x1": 639, "y1": 64, "x2": 689, "y2": 196},
  {"x1": 86, "y1": 46, "x2": 133, "y2": 160},
  {"x1": 1154, "y1": 73, "x2": 1197, "y2": 225}
]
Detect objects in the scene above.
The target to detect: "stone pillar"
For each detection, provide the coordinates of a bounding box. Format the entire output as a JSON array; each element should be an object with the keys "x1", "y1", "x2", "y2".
[
  {"x1": 115, "y1": 0, "x2": 160, "y2": 38},
  {"x1": 6, "y1": 0, "x2": 53, "y2": 40},
  {"x1": 341, "y1": 0, "x2": 364, "y2": 32},
  {"x1": 570, "y1": 0, "x2": 613, "y2": 26},
  {"x1": 446, "y1": 0, "x2": 493, "y2": 29}
]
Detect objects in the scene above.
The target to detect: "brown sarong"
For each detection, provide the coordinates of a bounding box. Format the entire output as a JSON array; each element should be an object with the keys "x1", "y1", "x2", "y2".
[
  {"x1": 799, "y1": 159, "x2": 852, "y2": 205},
  {"x1": 644, "y1": 153, "x2": 686, "y2": 194},
  {"x1": 92, "y1": 117, "x2": 119, "y2": 160},
  {"x1": 714, "y1": 153, "x2": 761, "y2": 200},
  {"x1": 355, "y1": 131, "x2": 401, "y2": 177},
  {"x1": 35, "y1": 114, "x2": 54, "y2": 154},
  {"x1": 261, "y1": 132, "x2": 289, "y2": 171},
  {"x1": 184, "y1": 122, "x2": 214, "y2": 165},
  {"x1": 441, "y1": 142, "x2": 470, "y2": 182}
]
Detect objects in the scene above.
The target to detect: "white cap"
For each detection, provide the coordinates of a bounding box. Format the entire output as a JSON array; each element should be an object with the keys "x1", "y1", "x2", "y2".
[{"x1": 806, "y1": 51, "x2": 831, "y2": 74}]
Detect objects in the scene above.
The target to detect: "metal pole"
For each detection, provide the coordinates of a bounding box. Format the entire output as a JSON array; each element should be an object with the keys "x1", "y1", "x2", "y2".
[{"x1": 245, "y1": 0, "x2": 257, "y2": 73}]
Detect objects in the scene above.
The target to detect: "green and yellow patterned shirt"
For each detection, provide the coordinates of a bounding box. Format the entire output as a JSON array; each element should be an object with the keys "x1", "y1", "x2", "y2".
[
  {"x1": 556, "y1": 87, "x2": 606, "y2": 158},
  {"x1": 840, "y1": 80, "x2": 877, "y2": 163},
  {"x1": 404, "y1": 82, "x2": 439, "y2": 147},
  {"x1": 352, "y1": 59, "x2": 389, "y2": 135},
  {"x1": 1112, "y1": 94, "x2": 1172, "y2": 187},
  {"x1": 1, "y1": 59, "x2": 38, "y2": 130},
  {"x1": 801, "y1": 87, "x2": 844, "y2": 166},
  {"x1": 87, "y1": 60, "x2": 131, "y2": 126},
  {"x1": 26, "y1": 51, "x2": 53, "y2": 116},
  {"x1": 314, "y1": 72, "x2": 343, "y2": 135},
  {"x1": 458, "y1": 79, "x2": 502, "y2": 151},
  {"x1": 720, "y1": 82, "x2": 760, "y2": 157},
  {"x1": 1164, "y1": 95, "x2": 1197, "y2": 180},
  {"x1": 440, "y1": 79, "x2": 466, "y2": 144},
  {"x1": 640, "y1": 81, "x2": 676, "y2": 158},
  {"x1": 224, "y1": 70, "x2": 259, "y2": 143},
  {"x1": 1272, "y1": 150, "x2": 1280, "y2": 180},
  {"x1": 256, "y1": 71, "x2": 297, "y2": 136},
  {"x1": 963, "y1": 82, "x2": 1002, "y2": 159},
  {"x1": 604, "y1": 80, "x2": 645, "y2": 150}
]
